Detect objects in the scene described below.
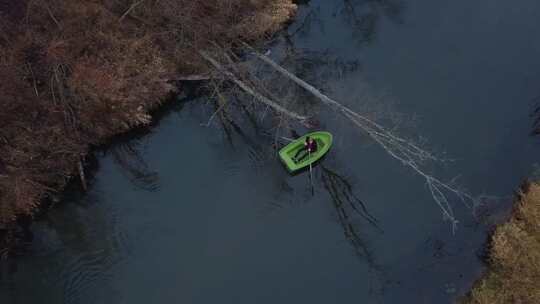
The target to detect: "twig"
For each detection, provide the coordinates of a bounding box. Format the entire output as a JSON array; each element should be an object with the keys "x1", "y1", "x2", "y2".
[
  {"x1": 119, "y1": 0, "x2": 146, "y2": 22},
  {"x1": 26, "y1": 62, "x2": 39, "y2": 97},
  {"x1": 169, "y1": 74, "x2": 214, "y2": 81},
  {"x1": 78, "y1": 157, "x2": 87, "y2": 191},
  {"x1": 50, "y1": 75, "x2": 57, "y2": 105},
  {"x1": 280, "y1": 136, "x2": 294, "y2": 142},
  {"x1": 44, "y1": 2, "x2": 61, "y2": 29},
  {"x1": 203, "y1": 85, "x2": 228, "y2": 127}
]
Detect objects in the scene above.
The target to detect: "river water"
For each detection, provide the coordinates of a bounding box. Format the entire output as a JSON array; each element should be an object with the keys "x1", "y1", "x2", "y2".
[{"x1": 2, "y1": 0, "x2": 540, "y2": 303}]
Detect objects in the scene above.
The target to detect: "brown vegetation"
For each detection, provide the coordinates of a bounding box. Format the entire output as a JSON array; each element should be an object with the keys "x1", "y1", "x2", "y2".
[
  {"x1": 463, "y1": 182, "x2": 540, "y2": 304},
  {"x1": 0, "y1": 0, "x2": 295, "y2": 251}
]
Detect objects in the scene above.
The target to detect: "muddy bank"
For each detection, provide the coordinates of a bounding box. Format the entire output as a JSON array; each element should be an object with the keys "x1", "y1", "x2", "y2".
[
  {"x1": 0, "y1": 0, "x2": 296, "y2": 256},
  {"x1": 462, "y1": 182, "x2": 540, "y2": 303}
]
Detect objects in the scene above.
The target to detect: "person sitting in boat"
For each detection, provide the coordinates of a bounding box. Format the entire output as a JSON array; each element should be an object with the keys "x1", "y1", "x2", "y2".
[{"x1": 293, "y1": 136, "x2": 318, "y2": 162}]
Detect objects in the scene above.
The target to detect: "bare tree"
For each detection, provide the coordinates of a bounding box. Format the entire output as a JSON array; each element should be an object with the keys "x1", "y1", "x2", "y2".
[{"x1": 200, "y1": 44, "x2": 480, "y2": 232}]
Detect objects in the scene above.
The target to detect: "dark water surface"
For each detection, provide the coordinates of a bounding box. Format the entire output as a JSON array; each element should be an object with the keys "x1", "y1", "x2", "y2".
[{"x1": 2, "y1": 0, "x2": 540, "y2": 303}]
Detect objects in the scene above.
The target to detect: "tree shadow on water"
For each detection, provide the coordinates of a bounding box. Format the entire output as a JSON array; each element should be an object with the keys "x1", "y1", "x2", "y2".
[
  {"x1": 111, "y1": 141, "x2": 160, "y2": 192},
  {"x1": 341, "y1": 0, "x2": 405, "y2": 44},
  {"x1": 319, "y1": 164, "x2": 390, "y2": 298},
  {"x1": 532, "y1": 98, "x2": 540, "y2": 135},
  {"x1": 290, "y1": 0, "x2": 406, "y2": 47}
]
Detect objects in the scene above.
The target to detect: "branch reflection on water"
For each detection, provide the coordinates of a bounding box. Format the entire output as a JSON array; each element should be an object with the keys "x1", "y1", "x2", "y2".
[
  {"x1": 533, "y1": 98, "x2": 540, "y2": 135},
  {"x1": 258, "y1": 129, "x2": 389, "y2": 295},
  {"x1": 321, "y1": 165, "x2": 380, "y2": 231},
  {"x1": 341, "y1": 0, "x2": 405, "y2": 45},
  {"x1": 289, "y1": 0, "x2": 405, "y2": 47},
  {"x1": 111, "y1": 141, "x2": 160, "y2": 192},
  {"x1": 319, "y1": 164, "x2": 388, "y2": 296}
]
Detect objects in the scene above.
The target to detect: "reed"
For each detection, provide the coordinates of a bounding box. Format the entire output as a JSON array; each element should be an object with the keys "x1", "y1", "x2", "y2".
[{"x1": 462, "y1": 182, "x2": 540, "y2": 304}]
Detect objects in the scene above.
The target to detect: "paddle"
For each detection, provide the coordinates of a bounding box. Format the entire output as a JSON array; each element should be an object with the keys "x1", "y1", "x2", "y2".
[{"x1": 308, "y1": 149, "x2": 314, "y2": 195}]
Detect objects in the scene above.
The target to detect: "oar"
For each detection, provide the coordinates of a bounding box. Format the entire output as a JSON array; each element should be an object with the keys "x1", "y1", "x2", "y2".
[{"x1": 308, "y1": 149, "x2": 314, "y2": 195}]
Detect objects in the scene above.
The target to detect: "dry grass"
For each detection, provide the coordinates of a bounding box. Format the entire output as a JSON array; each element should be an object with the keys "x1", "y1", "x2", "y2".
[
  {"x1": 0, "y1": 0, "x2": 295, "y2": 240},
  {"x1": 463, "y1": 182, "x2": 540, "y2": 304}
]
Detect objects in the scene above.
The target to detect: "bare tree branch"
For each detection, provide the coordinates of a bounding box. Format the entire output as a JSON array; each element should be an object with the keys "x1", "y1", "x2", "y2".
[
  {"x1": 26, "y1": 62, "x2": 39, "y2": 97},
  {"x1": 119, "y1": 0, "x2": 146, "y2": 23},
  {"x1": 196, "y1": 43, "x2": 481, "y2": 231},
  {"x1": 199, "y1": 51, "x2": 308, "y2": 121},
  {"x1": 43, "y1": 1, "x2": 61, "y2": 29},
  {"x1": 248, "y1": 47, "x2": 479, "y2": 230}
]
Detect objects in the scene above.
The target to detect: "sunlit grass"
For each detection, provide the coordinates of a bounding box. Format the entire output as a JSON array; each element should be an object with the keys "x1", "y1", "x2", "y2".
[{"x1": 464, "y1": 182, "x2": 540, "y2": 304}]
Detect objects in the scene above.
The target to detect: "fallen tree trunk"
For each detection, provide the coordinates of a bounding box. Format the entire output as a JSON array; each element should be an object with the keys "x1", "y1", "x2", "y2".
[
  {"x1": 199, "y1": 51, "x2": 308, "y2": 121},
  {"x1": 201, "y1": 44, "x2": 481, "y2": 231},
  {"x1": 168, "y1": 74, "x2": 214, "y2": 81}
]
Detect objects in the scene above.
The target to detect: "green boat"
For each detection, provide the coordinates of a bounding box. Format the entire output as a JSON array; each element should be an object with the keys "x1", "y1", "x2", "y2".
[{"x1": 279, "y1": 131, "x2": 333, "y2": 173}]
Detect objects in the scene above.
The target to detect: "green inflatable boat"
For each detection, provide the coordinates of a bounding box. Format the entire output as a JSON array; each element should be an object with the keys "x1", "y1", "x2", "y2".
[{"x1": 279, "y1": 131, "x2": 333, "y2": 173}]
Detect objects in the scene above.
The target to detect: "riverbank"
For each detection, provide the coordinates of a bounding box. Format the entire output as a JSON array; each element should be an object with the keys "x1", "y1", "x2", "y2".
[
  {"x1": 463, "y1": 182, "x2": 540, "y2": 304},
  {"x1": 0, "y1": 0, "x2": 296, "y2": 257}
]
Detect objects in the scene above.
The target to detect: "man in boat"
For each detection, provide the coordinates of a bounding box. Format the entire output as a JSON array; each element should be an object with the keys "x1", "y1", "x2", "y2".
[{"x1": 293, "y1": 136, "x2": 318, "y2": 163}]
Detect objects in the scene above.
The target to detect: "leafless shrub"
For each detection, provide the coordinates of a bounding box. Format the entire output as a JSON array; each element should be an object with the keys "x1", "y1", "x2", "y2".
[{"x1": 0, "y1": 0, "x2": 296, "y2": 231}]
